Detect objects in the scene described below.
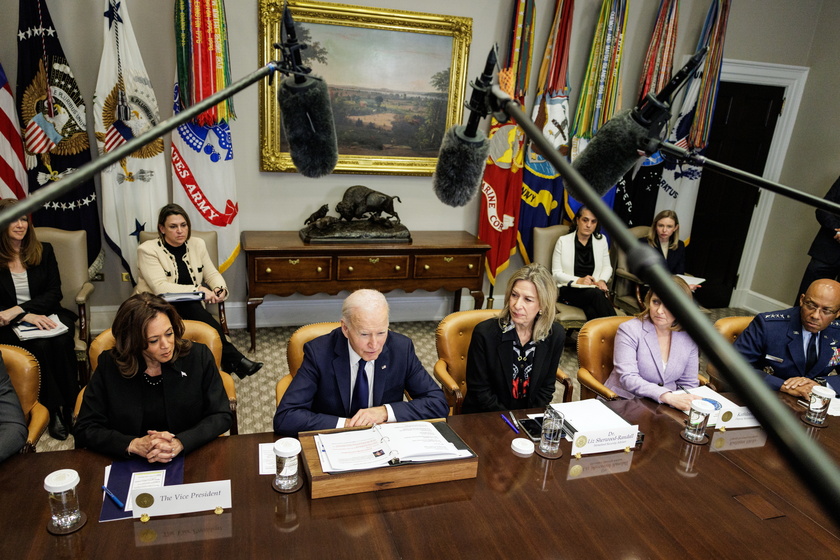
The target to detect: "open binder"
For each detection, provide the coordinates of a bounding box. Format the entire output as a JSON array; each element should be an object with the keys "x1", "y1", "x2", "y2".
[{"x1": 315, "y1": 421, "x2": 474, "y2": 473}]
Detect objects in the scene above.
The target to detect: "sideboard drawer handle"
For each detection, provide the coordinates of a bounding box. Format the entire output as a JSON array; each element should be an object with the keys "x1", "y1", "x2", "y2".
[
  {"x1": 369, "y1": 258, "x2": 379, "y2": 264},
  {"x1": 348, "y1": 266, "x2": 354, "y2": 272},
  {"x1": 468, "y1": 263, "x2": 474, "y2": 270},
  {"x1": 316, "y1": 266, "x2": 323, "y2": 273},
  {"x1": 424, "y1": 264, "x2": 430, "y2": 270},
  {"x1": 265, "y1": 267, "x2": 272, "y2": 274},
  {"x1": 394, "y1": 265, "x2": 401, "y2": 271},
  {"x1": 288, "y1": 259, "x2": 299, "y2": 265},
  {"x1": 444, "y1": 257, "x2": 454, "y2": 263}
]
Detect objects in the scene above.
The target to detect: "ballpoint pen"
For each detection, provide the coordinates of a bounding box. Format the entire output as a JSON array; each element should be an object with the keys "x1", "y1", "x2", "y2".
[
  {"x1": 101, "y1": 485, "x2": 124, "y2": 508},
  {"x1": 677, "y1": 384, "x2": 691, "y2": 394},
  {"x1": 500, "y1": 413, "x2": 520, "y2": 434}
]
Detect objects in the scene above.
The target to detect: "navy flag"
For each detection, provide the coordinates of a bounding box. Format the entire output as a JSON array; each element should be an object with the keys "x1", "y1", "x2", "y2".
[{"x1": 16, "y1": 0, "x2": 103, "y2": 275}]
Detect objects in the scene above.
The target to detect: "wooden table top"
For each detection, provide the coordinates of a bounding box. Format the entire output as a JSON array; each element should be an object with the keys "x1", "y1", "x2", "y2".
[{"x1": 1, "y1": 397, "x2": 838, "y2": 559}]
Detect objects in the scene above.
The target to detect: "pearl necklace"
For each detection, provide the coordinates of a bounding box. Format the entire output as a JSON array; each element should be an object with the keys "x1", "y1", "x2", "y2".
[{"x1": 143, "y1": 372, "x2": 163, "y2": 386}]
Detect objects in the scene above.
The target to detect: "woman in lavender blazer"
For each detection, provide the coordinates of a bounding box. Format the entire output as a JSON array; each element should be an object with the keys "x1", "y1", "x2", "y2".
[{"x1": 604, "y1": 276, "x2": 701, "y2": 410}]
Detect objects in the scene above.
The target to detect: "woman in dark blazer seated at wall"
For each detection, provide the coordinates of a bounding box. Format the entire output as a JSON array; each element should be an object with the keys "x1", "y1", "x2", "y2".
[
  {"x1": 551, "y1": 205, "x2": 617, "y2": 320},
  {"x1": 0, "y1": 198, "x2": 78, "y2": 441},
  {"x1": 135, "y1": 204, "x2": 261, "y2": 378},
  {"x1": 75, "y1": 293, "x2": 231, "y2": 461},
  {"x1": 462, "y1": 263, "x2": 565, "y2": 413},
  {"x1": 646, "y1": 210, "x2": 686, "y2": 274}
]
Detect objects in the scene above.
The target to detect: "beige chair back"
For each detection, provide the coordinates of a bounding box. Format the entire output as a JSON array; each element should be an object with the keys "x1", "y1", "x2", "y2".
[
  {"x1": 34, "y1": 227, "x2": 94, "y2": 384},
  {"x1": 1, "y1": 344, "x2": 48, "y2": 451},
  {"x1": 613, "y1": 226, "x2": 651, "y2": 313},
  {"x1": 433, "y1": 309, "x2": 499, "y2": 414},
  {"x1": 276, "y1": 322, "x2": 341, "y2": 407},
  {"x1": 532, "y1": 225, "x2": 588, "y2": 328}
]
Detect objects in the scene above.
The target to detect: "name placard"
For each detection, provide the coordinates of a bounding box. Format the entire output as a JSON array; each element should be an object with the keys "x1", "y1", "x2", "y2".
[
  {"x1": 716, "y1": 406, "x2": 760, "y2": 430},
  {"x1": 131, "y1": 480, "x2": 231, "y2": 519},
  {"x1": 567, "y1": 450, "x2": 634, "y2": 479},
  {"x1": 571, "y1": 426, "x2": 638, "y2": 456},
  {"x1": 710, "y1": 427, "x2": 767, "y2": 452}
]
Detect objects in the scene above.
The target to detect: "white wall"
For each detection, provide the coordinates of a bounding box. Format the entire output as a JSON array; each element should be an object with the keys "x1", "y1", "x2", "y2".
[{"x1": 0, "y1": 0, "x2": 830, "y2": 330}]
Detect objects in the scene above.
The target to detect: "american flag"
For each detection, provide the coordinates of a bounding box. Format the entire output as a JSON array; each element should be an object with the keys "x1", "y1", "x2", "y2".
[
  {"x1": 0, "y1": 62, "x2": 27, "y2": 199},
  {"x1": 23, "y1": 112, "x2": 61, "y2": 154},
  {"x1": 104, "y1": 120, "x2": 133, "y2": 153}
]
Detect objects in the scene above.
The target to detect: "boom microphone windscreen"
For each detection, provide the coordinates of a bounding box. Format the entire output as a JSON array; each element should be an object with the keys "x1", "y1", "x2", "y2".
[
  {"x1": 570, "y1": 109, "x2": 651, "y2": 195},
  {"x1": 277, "y1": 77, "x2": 338, "y2": 178},
  {"x1": 432, "y1": 126, "x2": 490, "y2": 207}
]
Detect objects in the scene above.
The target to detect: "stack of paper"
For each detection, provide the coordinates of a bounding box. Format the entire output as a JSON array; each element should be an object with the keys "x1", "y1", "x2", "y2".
[{"x1": 12, "y1": 314, "x2": 68, "y2": 340}]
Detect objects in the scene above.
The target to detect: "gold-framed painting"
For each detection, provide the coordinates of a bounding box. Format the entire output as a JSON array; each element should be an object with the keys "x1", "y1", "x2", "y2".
[{"x1": 258, "y1": 0, "x2": 472, "y2": 176}]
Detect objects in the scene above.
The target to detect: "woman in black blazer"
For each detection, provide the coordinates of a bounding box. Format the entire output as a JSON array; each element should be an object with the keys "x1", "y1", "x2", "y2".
[
  {"x1": 0, "y1": 199, "x2": 77, "y2": 440},
  {"x1": 462, "y1": 263, "x2": 565, "y2": 413},
  {"x1": 75, "y1": 293, "x2": 231, "y2": 460}
]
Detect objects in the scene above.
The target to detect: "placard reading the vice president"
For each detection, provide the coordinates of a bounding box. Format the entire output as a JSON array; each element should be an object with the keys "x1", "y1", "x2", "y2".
[{"x1": 131, "y1": 480, "x2": 231, "y2": 518}]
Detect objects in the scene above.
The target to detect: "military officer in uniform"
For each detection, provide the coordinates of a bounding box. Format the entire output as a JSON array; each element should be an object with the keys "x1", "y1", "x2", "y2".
[{"x1": 735, "y1": 279, "x2": 840, "y2": 398}]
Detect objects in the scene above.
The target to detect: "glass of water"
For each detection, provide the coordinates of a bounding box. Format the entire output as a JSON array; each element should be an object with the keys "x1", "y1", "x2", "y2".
[
  {"x1": 539, "y1": 405, "x2": 565, "y2": 456},
  {"x1": 44, "y1": 469, "x2": 82, "y2": 531}
]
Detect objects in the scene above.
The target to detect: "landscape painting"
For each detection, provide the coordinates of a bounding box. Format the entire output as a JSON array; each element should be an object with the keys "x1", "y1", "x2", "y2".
[{"x1": 259, "y1": 1, "x2": 472, "y2": 175}]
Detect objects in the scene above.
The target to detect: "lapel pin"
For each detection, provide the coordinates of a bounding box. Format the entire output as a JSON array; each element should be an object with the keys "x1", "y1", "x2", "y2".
[{"x1": 181, "y1": 371, "x2": 187, "y2": 377}]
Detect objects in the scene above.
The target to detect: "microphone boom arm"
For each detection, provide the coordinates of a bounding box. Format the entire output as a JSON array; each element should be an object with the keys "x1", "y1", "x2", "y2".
[
  {"x1": 659, "y1": 140, "x2": 840, "y2": 216},
  {"x1": 490, "y1": 89, "x2": 840, "y2": 528},
  {"x1": 0, "y1": 61, "x2": 286, "y2": 229}
]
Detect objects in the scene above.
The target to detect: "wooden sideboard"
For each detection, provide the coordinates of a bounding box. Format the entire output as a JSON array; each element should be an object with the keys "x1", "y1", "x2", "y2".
[{"x1": 241, "y1": 231, "x2": 490, "y2": 350}]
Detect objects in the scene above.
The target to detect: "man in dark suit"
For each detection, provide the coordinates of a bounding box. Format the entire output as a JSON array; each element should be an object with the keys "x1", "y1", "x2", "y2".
[
  {"x1": 735, "y1": 279, "x2": 840, "y2": 398},
  {"x1": 796, "y1": 175, "x2": 840, "y2": 305},
  {"x1": 273, "y1": 289, "x2": 448, "y2": 437},
  {"x1": 0, "y1": 356, "x2": 26, "y2": 462}
]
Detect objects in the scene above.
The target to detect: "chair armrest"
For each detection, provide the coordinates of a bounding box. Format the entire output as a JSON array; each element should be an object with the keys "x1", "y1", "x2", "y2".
[
  {"x1": 615, "y1": 269, "x2": 643, "y2": 284},
  {"x1": 576, "y1": 368, "x2": 619, "y2": 400},
  {"x1": 24, "y1": 402, "x2": 49, "y2": 453},
  {"x1": 433, "y1": 360, "x2": 464, "y2": 415},
  {"x1": 555, "y1": 367, "x2": 575, "y2": 403},
  {"x1": 75, "y1": 282, "x2": 95, "y2": 305}
]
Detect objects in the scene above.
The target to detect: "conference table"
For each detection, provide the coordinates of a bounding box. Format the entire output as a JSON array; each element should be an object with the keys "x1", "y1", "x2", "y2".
[{"x1": 2, "y1": 396, "x2": 839, "y2": 559}]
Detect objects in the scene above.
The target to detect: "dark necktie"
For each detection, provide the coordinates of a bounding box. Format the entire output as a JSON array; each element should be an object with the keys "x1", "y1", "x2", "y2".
[
  {"x1": 351, "y1": 359, "x2": 368, "y2": 415},
  {"x1": 806, "y1": 333, "x2": 818, "y2": 372}
]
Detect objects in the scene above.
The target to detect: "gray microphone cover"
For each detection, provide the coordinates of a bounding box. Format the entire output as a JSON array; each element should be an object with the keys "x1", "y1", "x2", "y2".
[
  {"x1": 571, "y1": 109, "x2": 651, "y2": 195},
  {"x1": 277, "y1": 77, "x2": 338, "y2": 178},
  {"x1": 432, "y1": 125, "x2": 490, "y2": 207}
]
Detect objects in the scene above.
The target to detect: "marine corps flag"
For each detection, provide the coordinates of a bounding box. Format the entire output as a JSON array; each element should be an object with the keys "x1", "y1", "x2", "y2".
[
  {"x1": 172, "y1": 0, "x2": 240, "y2": 270},
  {"x1": 478, "y1": 0, "x2": 535, "y2": 285},
  {"x1": 0, "y1": 62, "x2": 27, "y2": 200},
  {"x1": 16, "y1": 0, "x2": 102, "y2": 274},
  {"x1": 94, "y1": 0, "x2": 168, "y2": 281}
]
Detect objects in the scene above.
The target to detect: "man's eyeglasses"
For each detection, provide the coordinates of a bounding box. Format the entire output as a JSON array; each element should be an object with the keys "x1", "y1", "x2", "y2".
[{"x1": 802, "y1": 300, "x2": 840, "y2": 317}]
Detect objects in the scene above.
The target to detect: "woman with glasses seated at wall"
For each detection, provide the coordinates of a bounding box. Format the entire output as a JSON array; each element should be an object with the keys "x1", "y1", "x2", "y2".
[
  {"x1": 462, "y1": 263, "x2": 565, "y2": 413},
  {"x1": 75, "y1": 293, "x2": 232, "y2": 460},
  {"x1": 0, "y1": 199, "x2": 78, "y2": 441},
  {"x1": 135, "y1": 204, "x2": 262, "y2": 378},
  {"x1": 604, "y1": 275, "x2": 701, "y2": 410},
  {"x1": 551, "y1": 206, "x2": 617, "y2": 320}
]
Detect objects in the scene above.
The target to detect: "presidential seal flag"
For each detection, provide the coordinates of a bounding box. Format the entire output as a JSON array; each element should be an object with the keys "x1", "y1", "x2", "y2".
[
  {"x1": 16, "y1": 0, "x2": 102, "y2": 274},
  {"x1": 172, "y1": 0, "x2": 239, "y2": 270},
  {"x1": 0, "y1": 62, "x2": 27, "y2": 200},
  {"x1": 94, "y1": 0, "x2": 167, "y2": 281}
]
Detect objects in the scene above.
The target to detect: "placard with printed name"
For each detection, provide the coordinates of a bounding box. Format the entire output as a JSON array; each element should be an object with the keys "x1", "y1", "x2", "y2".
[{"x1": 131, "y1": 480, "x2": 231, "y2": 518}]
